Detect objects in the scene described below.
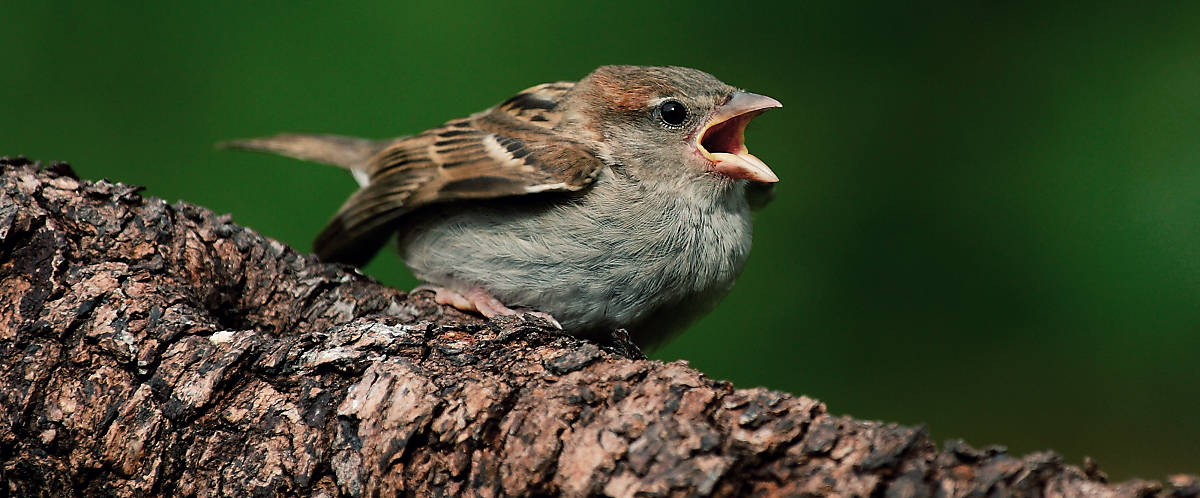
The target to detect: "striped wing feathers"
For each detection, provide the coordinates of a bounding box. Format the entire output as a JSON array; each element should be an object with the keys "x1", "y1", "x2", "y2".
[{"x1": 314, "y1": 81, "x2": 605, "y2": 265}]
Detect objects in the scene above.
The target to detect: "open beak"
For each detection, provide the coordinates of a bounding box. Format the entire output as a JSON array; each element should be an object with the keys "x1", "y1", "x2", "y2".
[{"x1": 696, "y1": 91, "x2": 782, "y2": 183}]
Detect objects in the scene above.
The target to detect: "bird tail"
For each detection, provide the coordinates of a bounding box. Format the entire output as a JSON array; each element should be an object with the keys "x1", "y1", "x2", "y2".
[
  {"x1": 219, "y1": 133, "x2": 399, "y2": 266},
  {"x1": 217, "y1": 133, "x2": 380, "y2": 186}
]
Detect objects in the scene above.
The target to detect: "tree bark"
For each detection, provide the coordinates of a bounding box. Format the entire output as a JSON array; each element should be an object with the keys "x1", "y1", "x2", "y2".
[{"x1": 0, "y1": 156, "x2": 1196, "y2": 497}]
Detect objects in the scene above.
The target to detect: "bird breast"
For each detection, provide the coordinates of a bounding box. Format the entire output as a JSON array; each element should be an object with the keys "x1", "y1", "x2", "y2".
[{"x1": 398, "y1": 168, "x2": 754, "y2": 341}]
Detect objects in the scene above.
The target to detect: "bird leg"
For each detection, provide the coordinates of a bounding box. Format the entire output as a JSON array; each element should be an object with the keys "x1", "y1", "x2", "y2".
[{"x1": 413, "y1": 285, "x2": 562, "y2": 329}]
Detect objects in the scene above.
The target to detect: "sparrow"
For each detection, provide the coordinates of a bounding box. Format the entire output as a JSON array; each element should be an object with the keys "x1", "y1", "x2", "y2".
[{"x1": 222, "y1": 65, "x2": 781, "y2": 348}]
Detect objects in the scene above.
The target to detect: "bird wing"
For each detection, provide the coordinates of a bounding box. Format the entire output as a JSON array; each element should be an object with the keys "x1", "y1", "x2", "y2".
[{"x1": 314, "y1": 81, "x2": 607, "y2": 266}]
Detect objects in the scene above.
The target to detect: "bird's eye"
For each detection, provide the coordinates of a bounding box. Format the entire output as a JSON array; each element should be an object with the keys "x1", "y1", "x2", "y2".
[{"x1": 658, "y1": 100, "x2": 688, "y2": 126}]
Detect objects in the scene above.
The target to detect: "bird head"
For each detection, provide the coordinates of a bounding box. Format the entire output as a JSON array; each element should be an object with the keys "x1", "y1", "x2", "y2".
[{"x1": 560, "y1": 65, "x2": 781, "y2": 186}]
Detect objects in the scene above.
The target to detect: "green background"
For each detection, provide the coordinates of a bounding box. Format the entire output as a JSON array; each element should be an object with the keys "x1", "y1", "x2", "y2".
[{"x1": 5, "y1": 2, "x2": 1198, "y2": 480}]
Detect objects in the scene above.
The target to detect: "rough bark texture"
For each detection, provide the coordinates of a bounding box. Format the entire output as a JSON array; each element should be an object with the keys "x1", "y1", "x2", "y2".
[{"x1": 0, "y1": 156, "x2": 1196, "y2": 497}]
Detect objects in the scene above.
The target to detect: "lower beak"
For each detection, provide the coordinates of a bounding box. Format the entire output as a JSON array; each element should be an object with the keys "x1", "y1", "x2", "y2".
[{"x1": 697, "y1": 91, "x2": 782, "y2": 183}]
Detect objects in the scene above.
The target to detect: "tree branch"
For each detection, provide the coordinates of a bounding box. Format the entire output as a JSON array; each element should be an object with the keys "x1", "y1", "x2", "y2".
[{"x1": 1, "y1": 157, "x2": 1196, "y2": 497}]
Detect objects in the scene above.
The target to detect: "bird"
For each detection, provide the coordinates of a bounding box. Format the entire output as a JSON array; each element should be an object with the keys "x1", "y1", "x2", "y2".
[{"x1": 221, "y1": 65, "x2": 781, "y2": 348}]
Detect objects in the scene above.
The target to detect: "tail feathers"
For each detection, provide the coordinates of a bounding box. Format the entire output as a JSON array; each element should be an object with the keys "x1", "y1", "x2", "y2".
[
  {"x1": 220, "y1": 132, "x2": 401, "y2": 266},
  {"x1": 313, "y1": 179, "x2": 417, "y2": 266},
  {"x1": 313, "y1": 215, "x2": 396, "y2": 268},
  {"x1": 218, "y1": 133, "x2": 380, "y2": 186}
]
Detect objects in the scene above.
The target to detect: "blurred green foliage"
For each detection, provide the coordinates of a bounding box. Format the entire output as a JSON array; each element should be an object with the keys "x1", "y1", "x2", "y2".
[{"x1": 4, "y1": 1, "x2": 1198, "y2": 479}]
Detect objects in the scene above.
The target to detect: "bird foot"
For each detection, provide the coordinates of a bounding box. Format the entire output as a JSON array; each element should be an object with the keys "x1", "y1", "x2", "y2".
[{"x1": 413, "y1": 285, "x2": 562, "y2": 329}]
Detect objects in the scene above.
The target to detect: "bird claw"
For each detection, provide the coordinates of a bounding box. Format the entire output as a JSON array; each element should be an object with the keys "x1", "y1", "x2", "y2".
[
  {"x1": 524, "y1": 311, "x2": 563, "y2": 330},
  {"x1": 413, "y1": 285, "x2": 562, "y2": 329}
]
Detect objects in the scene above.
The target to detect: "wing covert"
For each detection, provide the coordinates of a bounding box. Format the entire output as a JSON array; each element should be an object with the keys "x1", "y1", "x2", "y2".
[{"x1": 313, "y1": 81, "x2": 606, "y2": 266}]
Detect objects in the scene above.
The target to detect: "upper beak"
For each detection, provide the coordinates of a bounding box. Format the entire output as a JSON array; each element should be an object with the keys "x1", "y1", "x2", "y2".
[{"x1": 696, "y1": 91, "x2": 782, "y2": 183}]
